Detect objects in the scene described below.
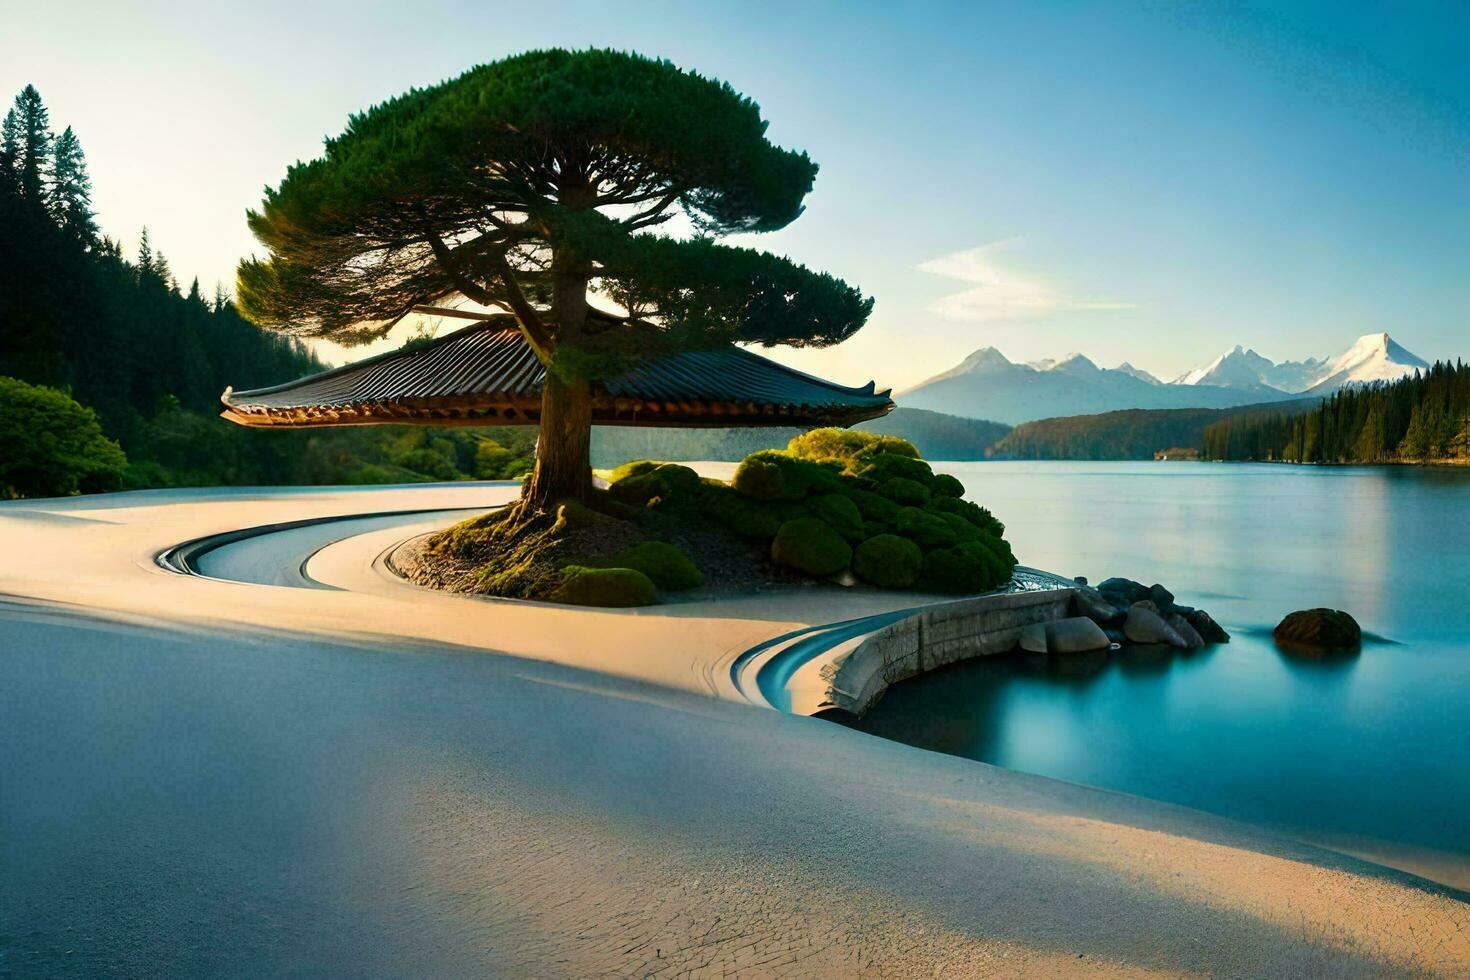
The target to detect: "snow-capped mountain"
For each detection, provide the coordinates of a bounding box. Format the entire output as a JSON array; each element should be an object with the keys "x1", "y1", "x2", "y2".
[
  {"x1": 897, "y1": 333, "x2": 1429, "y2": 426},
  {"x1": 897, "y1": 349, "x2": 1279, "y2": 425},
  {"x1": 1174, "y1": 333, "x2": 1427, "y2": 395}
]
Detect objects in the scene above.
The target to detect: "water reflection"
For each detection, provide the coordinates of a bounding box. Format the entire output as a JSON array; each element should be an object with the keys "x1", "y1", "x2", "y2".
[{"x1": 849, "y1": 463, "x2": 1470, "y2": 868}]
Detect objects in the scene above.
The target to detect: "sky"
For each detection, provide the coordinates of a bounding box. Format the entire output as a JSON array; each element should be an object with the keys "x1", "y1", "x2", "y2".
[{"x1": 2, "y1": 0, "x2": 1466, "y2": 390}]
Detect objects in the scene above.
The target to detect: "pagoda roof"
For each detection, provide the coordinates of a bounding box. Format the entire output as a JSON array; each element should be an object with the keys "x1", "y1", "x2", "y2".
[{"x1": 221, "y1": 318, "x2": 893, "y2": 429}]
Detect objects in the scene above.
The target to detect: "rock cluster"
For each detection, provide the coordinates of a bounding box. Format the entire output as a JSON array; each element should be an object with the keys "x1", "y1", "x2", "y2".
[{"x1": 1021, "y1": 575, "x2": 1232, "y2": 656}]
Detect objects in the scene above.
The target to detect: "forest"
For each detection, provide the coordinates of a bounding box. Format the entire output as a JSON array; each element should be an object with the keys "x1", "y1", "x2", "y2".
[
  {"x1": 988, "y1": 402, "x2": 1314, "y2": 461},
  {"x1": 0, "y1": 84, "x2": 536, "y2": 498},
  {"x1": 1202, "y1": 361, "x2": 1470, "y2": 463}
]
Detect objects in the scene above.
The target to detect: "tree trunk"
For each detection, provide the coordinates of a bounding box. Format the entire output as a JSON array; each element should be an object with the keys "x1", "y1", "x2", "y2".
[{"x1": 522, "y1": 369, "x2": 593, "y2": 512}]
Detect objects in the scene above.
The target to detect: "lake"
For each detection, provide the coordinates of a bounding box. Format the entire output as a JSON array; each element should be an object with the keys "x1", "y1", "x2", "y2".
[{"x1": 849, "y1": 461, "x2": 1470, "y2": 889}]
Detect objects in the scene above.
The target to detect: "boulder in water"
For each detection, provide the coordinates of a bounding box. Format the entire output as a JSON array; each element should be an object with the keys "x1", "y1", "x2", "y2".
[
  {"x1": 1274, "y1": 609, "x2": 1361, "y2": 651},
  {"x1": 1167, "y1": 613, "x2": 1204, "y2": 649},
  {"x1": 1073, "y1": 586, "x2": 1124, "y2": 624},
  {"x1": 1098, "y1": 577, "x2": 1149, "y2": 605},
  {"x1": 1185, "y1": 609, "x2": 1230, "y2": 644},
  {"x1": 1019, "y1": 623, "x2": 1048, "y2": 654},
  {"x1": 1125, "y1": 603, "x2": 1186, "y2": 647},
  {"x1": 1045, "y1": 617, "x2": 1111, "y2": 654}
]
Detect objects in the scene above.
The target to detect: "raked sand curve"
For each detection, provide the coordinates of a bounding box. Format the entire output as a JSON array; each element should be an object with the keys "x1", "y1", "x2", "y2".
[{"x1": 1, "y1": 481, "x2": 1466, "y2": 977}]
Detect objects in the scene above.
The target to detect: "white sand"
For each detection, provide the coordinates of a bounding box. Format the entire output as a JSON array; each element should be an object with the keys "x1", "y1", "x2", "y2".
[{"x1": 1, "y1": 483, "x2": 1465, "y2": 977}]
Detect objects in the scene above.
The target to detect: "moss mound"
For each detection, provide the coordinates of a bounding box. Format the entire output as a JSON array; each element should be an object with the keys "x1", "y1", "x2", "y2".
[
  {"x1": 421, "y1": 430, "x2": 1016, "y2": 602},
  {"x1": 853, "y1": 534, "x2": 922, "y2": 588},
  {"x1": 611, "y1": 540, "x2": 702, "y2": 591},
  {"x1": 552, "y1": 565, "x2": 659, "y2": 607},
  {"x1": 805, "y1": 493, "x2": 864, "y2": 541},
  {"x1": 770, "y1": 517, "x2": 852, "y2": 576}
]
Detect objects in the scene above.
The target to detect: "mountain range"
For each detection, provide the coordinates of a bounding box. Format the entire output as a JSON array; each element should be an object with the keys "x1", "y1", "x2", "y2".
[{"x1": 898, "y1": 332, "x2": 1428, "y2": 425}]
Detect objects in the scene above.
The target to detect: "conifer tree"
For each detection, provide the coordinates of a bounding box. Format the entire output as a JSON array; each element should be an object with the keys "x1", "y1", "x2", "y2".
[
  {"x1": 49, "y1": 126, "x2": 97, "y2": 245},
  {"x1": 9, "y1": 85, "x2": 52, "y2": 203}
]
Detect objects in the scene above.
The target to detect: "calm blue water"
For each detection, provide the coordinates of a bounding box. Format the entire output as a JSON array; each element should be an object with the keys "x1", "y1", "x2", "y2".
[{"x1": 853, "y1": 462, "x2": 1470, "y2": 883}]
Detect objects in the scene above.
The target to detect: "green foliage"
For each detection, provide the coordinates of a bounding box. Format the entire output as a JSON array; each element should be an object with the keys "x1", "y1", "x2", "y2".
[
  {"x1": 856, "y1": 407, "x2": 1011, "y2": 461},
  {"x1": 552, "y1": 565, "x2": 659, "y2": 607},
  {"x1": 731, "y1": 450, "x2": 839, "y2": 500},
  {"x1": 860, "y1": 452, "x2": 933, "y2": 486},
  {"x1": 876, "y1": 475, "x2": 929, "y2": 506},
  {"x1": 610, "y1": 541, "x2": 702, "y2": 591},
  {"x1": 921, "y1": 539, "x2": 1015, "y2": 594},
  {"x1": 892, "y1": 507, "x2": 957, "y2": 550},
  {"x1": 931, "y1": 473, "x2": 965, "y2": 498},
  {"x1": 787, "y1": 427, "x2": 919, "y2": 467},
  {"x1": 607, "y1": 461, "x2": 701, "y2": 505},
  {"x1": 0, "y1": 376, "x2": 126, "y2": 497},
  {"x1": 1202, "y1": 363, "x2": 1470, "y2": 464},
  {"x1": 770, "y1": 517, "x2": 852, "y2": 577},
  {"x1": 696, "y1": 483, "x2": 787, "y2": 539},
  {"x1": 929, "y1": 495, "x2": 1005, "y2": 538},
  {"x1": 805, "y1": 493, "x2": 863, "y2": 541},
  {"x1": 852, "y1": 534, "x2": 923, "y2": 588},
  {"x1": 844, "y1": 487, "x2": 901, "y2": 524},
  {"x1": 236, "y1": 49, "x2": 867, "y2": 356}
]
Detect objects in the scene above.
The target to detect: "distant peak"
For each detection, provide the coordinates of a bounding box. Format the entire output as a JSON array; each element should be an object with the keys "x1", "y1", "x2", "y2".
[{"x1": 963, "y1": 346, "x2": 1012, "y2": 366}]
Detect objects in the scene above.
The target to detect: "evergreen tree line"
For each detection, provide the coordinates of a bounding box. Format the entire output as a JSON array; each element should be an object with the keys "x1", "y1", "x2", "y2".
[
  {"x1": 0, "y1": 84, "x2": 535, "y2": 495},
  {"x1": 1201, "y1": 361, "x2": 1470, "y2": 463}
]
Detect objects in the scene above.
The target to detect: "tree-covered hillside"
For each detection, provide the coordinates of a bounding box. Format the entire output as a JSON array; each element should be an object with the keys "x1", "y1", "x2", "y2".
[
  {"x1": 1203, "y1": 362, "x2": 1470, "y2": 463},
  {"x1": 990, "y1": 401, "x2": 1319, "y2": 460},
  {"x1": 0, "y1": 84, "x2": 536, "y2": 495}
]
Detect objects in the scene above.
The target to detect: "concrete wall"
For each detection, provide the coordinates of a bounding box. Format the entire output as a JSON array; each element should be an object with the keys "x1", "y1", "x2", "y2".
[{"x1": 819, "y1": 588, "x2": 1075, "y2": 717}]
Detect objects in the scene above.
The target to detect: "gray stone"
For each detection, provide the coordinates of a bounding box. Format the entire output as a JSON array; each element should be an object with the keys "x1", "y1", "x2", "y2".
[
  {"x1": 1167, "y1": 613, "x2": 1204, "y2": 649},
  {"x1": 1186, "y1": 609, "x2": 1230, "y2": 643},
  {"x1": 1073, "y1": 586, "x2": 1123, "y2": 624},
  {"x1": 1098, "y1": 577, "x2": 1149, "y2": 605},
  {"x1": 1125, "y1": 604, "x2": 1186, "y2": 647},
  {"x1": 1148, "y1": 583, "x2": 1176, "y2": 609},
  {"x1": 1018, "y1": 622, "x2": 1048, "y2": 654},
  {"x1": 1044, "y1": 617, "x2": 1111, "y2": 654},
  {"x1": 1131, "y1": 599, "x2": 1160, "y2": 614},
  {"x1": 1073, "y1": 575, "x2": 1088, "y2": 586}
]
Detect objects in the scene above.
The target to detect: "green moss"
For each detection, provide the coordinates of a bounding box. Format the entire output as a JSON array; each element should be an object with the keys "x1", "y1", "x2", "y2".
[
  {"x1": 555, "y1": 498, "x2": 611, "y2": 530},
  {"x1": 697, "y1": 483, "x2": 786, "y2": 539},
  {"x1": 845, "y1": 487, "x2": 901, "y2": 523},
  {"x1": 770, "y1": 517, "x2": 852, "y2": 576},
  {"x1": 860, "y1": 452, "x2": 934, "y2": 486},
  {"x1": 877, "y1": 476, "x2": 930, "y2": 506},
  {"x1": 929, "y1": 494, "x2": 1005, "y2": 537},
  {"x1": 892, "y1": 507, "x2": 959, "y2": 549},
  {"x1": 936, "y1": 510, "x2": 981, "y2": 543},
  {"x1": 611, "y1": 540, "x2": 703, "y2": 590},
  {"x1": 805, "y1": 493, "x2": 864, "y2": 541},
  {"x1": 732, "y1": 450, "x2": 840, "y2": 501},
  {"x1": 785, "y1": 428, "x2": 919, "y2": 472},
  {"x1": 931, "y1": 473, "x2": 965, "y2": 498},
  {"x1": 551, "y1": 565, "x2": 659, "y2": 607},
  {"x1": 608, "y1": 462, "x2": 701, "y2": 505},
  {"x1": 853, "y1": 534, "x2": 922, "y2": 588},
  {"x1": 921, "y1": 539, "x2": 1013, "y2": 595},
  {"x1": 604, "y1": 459, "x2": 662, "y2": 484}
]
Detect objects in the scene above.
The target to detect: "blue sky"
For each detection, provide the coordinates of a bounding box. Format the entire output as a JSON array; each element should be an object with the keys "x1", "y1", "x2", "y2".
[{"x1": 3, "y1": 1, "x2": 1465, "y2": 388}]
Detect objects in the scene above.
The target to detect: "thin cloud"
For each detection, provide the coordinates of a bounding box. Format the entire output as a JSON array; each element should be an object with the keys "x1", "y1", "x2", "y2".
[{"x1": 917, "y1": 239, "x2": 1133, "y2": 322}]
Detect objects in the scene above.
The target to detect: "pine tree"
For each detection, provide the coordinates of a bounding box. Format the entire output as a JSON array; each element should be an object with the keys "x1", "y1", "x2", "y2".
[
  {"x1": 49, "y1": 126, "x2": 97, "y2": 245},
  {"x1": 137, "y1": 227, "x2": 153, "y2": 279},
  {"x1": 10, "y1": 85, "x2": 53, "y2": 203},
  {"x1": 1, "y1": 108, "x2": 18, "y2": 173},
  {"x1": 212, "y1": 282, "x2": 230, "y2": 313}
]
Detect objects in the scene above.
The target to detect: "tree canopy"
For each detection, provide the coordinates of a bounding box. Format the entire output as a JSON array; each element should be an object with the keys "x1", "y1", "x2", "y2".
[
  {"x1": 0, "y1": 376, "x2": 126, "y2": 497},
  {"x1": 238, "y1": 49, "x2": 872, "y2": 364}
]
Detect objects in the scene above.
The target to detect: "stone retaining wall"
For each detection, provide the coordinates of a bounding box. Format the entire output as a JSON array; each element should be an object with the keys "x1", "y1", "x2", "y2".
[{"x1": 819, "y1": 588, "x2": 1076, "y2": 716}]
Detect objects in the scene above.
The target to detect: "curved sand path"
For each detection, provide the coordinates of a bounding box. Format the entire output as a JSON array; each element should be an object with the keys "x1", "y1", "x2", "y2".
[{"x1": 1, "y1": 484, "x2": 1466, "y2": 977}]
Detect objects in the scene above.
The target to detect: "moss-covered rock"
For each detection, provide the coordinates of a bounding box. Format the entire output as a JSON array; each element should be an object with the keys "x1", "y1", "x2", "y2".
[
  {"x1": 732, "y1": 450, "x2": 839, "y2": 501},
  {"x1": 697, "y1": 484, "x2": 786, "y2": 539},
  {"x1": 786, "y1": 428, "x2": 919, "y2": 473},
  {"x1": 612, "y1": 541, "x2": 703, "y2": 591},
  {"x1": 853, "y1": 534, "x2": 922, "y2": 588},
  {"x1": 861, "y1": 452, "x2": 934, "y2": 486},
  {"x1": 877, "y1": 476, "x2": 930, "y2": 506},
  {"x1": 555, "y1": 498, "x2": 611, "y2": 531},
  {"x1": 605, "y1": 459, "x2": 662, "y2": 484},
  {"x1": 845, "y1": 487, "x2": 901, "y2": 524},
  {"x1": 770, "y1": 517, "x2": 852, "y2": 576},
  {"x1": 805, "y1": 493, "x2": 864, "y2": 541},
  {"x1": 921, "y1": 540, "x2": 1013, "y2": 595},
  {"x1": 931, "y1": 473, "x2": 965, "y2": 498},
  {"x1": 893, "y1": 506, "x2": 960, "y2": 549},
  {"x1": 930, "y1": 494, "x2": 1005, "y2": 537},
  {"x1": 609, "y1": 462, "x2": 701, "y2": 505},
  {"x1": 551, "y1": 565, "x2": 659, "y2": 607}
]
